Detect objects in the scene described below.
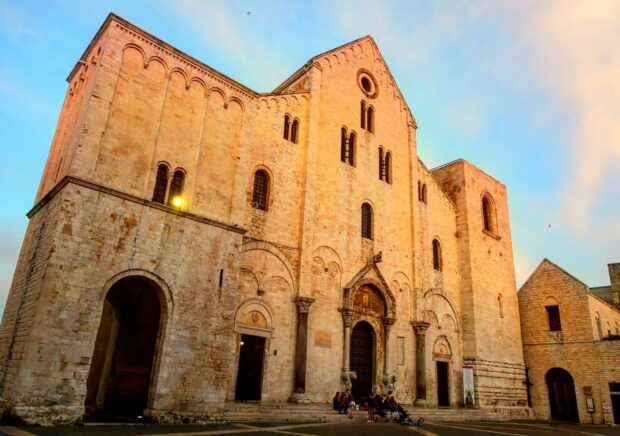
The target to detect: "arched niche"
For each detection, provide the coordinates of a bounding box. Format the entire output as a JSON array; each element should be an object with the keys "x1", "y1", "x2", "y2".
[
  {"x1": 432, "y1": 336, "x2": 452, "y2": 361},
  {"x1": 234, "y1": 299, "x2": 275, "y2": 338}
]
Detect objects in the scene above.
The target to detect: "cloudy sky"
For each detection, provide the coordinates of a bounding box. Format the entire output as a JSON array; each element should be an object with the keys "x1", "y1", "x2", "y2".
[{"x1": 0, "y1": 0, "x2": 618, "y2": 314}]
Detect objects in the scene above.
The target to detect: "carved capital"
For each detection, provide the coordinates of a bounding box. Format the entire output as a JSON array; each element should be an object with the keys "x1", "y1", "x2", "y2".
[
  {"x1": 341, "y1": 308, "x2": 355, "y2": 328},
  {"x1": 382, "y1": 316, "x2": 397, "y2": 328},
  {"x1": 411, "y1": 321, "x2": 430, "y2": 335},
  {"x1": 294, "y1": 296, "x2": 316, "y2": 314}
]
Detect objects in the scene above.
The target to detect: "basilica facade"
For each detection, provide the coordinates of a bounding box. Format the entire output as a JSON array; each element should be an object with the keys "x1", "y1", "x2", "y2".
[{"x1": 0, "y1": 14, "x2": 529, "y2": 424}]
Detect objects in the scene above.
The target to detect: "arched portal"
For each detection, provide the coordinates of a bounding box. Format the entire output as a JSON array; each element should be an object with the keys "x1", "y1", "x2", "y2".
[
  {"x1": 545, "y1": 368, "x2": 578, "y2": 422},
  {"x1": 85, "y1": 275, "x2": 165, "y2": 419},
  {"x1": 350, "y1": 321, "x2": 375, "y2": 399}
]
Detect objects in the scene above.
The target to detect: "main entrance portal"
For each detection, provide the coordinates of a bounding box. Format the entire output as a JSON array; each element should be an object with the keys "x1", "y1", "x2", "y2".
[
  {"x1": 350, "y1": 321, "x2": 374, "y2": 399},
  {"x1": 235, "y1": 334, "x2": 265, "y2": 401},
  {"x1": 546, "y1": 368, "x2": 578, "y2": 422},
  {"x1": 85, "y1": 276, "x2": 163, "y2": 419}
]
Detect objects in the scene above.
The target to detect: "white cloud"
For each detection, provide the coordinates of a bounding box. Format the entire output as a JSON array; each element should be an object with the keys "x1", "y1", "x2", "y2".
[{"x1": 523, "y1": 1, "x2": 620, "y2": 233}]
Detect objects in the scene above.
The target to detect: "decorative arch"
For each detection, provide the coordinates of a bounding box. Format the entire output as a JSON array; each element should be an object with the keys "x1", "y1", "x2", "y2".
[
  {"x1": 145, "y1": 55, "x2": 169, "y2": 74},
  {"x1": 189, "y1": 76, "x2": 208, "y2": 94},
  {"x1": 241, "y1": 240, "x2": 297, "y2": 297},
  {"x1": 208, "y1": 86, "x2": 226, "y2": 101},
  {"x1": 312, "y1": 245, "x2": 344, "y2": 273},
  {"x1": 234, "y1": 298, "x2": 275, "y2": 338},
  {"x1": 432, "y1": 336, "x2": 452, "y2": 360},
  {"x1": 422, "y1": 289, "x2": 459, "y2": 331},
  {"x1": 343, "y1": 264, "x2": 397, "y2": 320},
  {"x1": 169, "y1": 67, "x2": 189, "y2": 87},
  {"x1": 122, "y1": 43, "x2": 146, "y2": 63}
]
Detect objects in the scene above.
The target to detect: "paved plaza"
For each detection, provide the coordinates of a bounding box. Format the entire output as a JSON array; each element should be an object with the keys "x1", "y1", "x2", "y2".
[{"x1": 1, "y1": 421, "x2": 618, "y2": 436}]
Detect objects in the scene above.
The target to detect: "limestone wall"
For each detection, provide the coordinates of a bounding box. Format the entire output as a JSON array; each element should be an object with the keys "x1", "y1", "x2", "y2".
[
  {"x1": 2, "y1": 182, "x2": 244, "y2": 423},
  {"x1": 588, "y1": 293, "x2": 620, "y2": 339},
  {"x1": 519, "y1": 259, "x2": 620, "y2": 423},
  {"x1": 432, "y1": 160, "x2": 527, "y2": 407}
]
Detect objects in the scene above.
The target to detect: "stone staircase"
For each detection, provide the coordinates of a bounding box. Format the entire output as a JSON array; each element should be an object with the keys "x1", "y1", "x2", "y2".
[{"x1": 222, "y1": 402, "x2": 532, "y2": 423}]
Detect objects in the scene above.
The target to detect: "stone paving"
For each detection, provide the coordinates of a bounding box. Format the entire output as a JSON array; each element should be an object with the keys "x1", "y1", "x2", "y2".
[{"x1": 1, "y1": 421, "x2": 619, "y2": 436}]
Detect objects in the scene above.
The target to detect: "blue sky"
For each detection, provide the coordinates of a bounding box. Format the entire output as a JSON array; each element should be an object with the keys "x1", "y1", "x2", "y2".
[{"x1": 0, "y1": 0, "x2": 618, "y2": 314}]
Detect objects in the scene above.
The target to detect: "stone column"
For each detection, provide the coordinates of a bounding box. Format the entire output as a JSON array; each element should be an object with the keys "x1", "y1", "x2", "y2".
[
  {"x1": 412, "y1": 321, "x2": 430, "y2": 405},
  {"x1": 340, "y1": 309, "x2": 355, "y2": 391},
  {"x1": 382, "y1": 317, "x2": 397, "y2": 391},
  {"x1": 289, "y1": 296, "x2": 315, "y2": 403}
]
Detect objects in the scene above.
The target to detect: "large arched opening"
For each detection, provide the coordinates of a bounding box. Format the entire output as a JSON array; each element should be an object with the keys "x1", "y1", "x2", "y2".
[
  {"x1": 545, "y1": 367, "x2": 578, "y2": 422},
  {"x1": 85, "y1": 275, "x2": 165, "y2": 419}
]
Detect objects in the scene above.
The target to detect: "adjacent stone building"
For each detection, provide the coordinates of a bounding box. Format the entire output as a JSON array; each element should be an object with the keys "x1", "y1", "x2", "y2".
[
  {"x1": 0, "y1": 14, "x2": 530, "y2": 424},
  {"x1": 519, "y1": 259, "x2": 620, "y2": 424}
]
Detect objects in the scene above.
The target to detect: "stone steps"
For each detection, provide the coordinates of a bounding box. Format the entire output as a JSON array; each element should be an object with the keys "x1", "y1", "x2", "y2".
[{"x1": 222, "y1": 402, "x2": 531, "y2": 423}]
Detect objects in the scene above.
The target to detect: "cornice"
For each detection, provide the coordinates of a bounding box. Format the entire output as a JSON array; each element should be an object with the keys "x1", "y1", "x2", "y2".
[{"x1": 27, "y1": 176, "x2": 247, "y2": 235}]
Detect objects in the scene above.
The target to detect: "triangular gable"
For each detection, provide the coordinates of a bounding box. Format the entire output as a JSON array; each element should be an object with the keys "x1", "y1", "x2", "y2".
[
  {"x1": 342, "y1": 254, "x2": 397, "y2": 318},
  {"x1": 519, "y1": 258, "x2": 589, "y2": 293},
  {"x1": 272, "y1": 35, "x2": 417, "y2": 128}
]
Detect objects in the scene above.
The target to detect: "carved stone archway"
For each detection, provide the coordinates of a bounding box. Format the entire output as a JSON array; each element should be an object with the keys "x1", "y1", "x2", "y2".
[{"x1": 339, "y1": 254, "x2": 397, "y2": 394}]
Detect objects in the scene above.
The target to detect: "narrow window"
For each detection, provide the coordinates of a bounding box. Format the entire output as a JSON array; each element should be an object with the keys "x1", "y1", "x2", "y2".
[
  {"x1": 545, "y1": 305, "x2": 561, "y2": 331},
  {"x1": 367, "y1": 106, "x2": 374, "y2": 133},
  {"x1": 498, "y1": 294, "x2": 504, "y2": 318},
  {"x1": 167, "y1": 169, "x2": 185, "y2": 206},
  {"x1": 348, "y1": 132, "x2": 356, "y2": 166},
  {"x1": 218, "y1": 269, "x2": 224, "y2": 290},
  {"x1": 596, "y1": 313, "x2": 603, "y2": 339},
  {"x1": 432, "y1": 239, "x2": 442, "y2": 271},
  {"x1": 422, "y1": 184, "x2": 427, "y2": 204},
  {"x1": 361, "y1": 203, "x2": 373, "y2": 239},
  {"x1": 385, "y1": 152, "x2": 392, "y2": 184},
  {"x1": 152, "y1": 164, "x2": 169, "y2": 204},
  {"x1": 341, "y1": 127, "x2": 347, "y2": 163},
  {"x1": 252, "y1": 170, "x2": 269, "y2": 211},
  {"x1": 360, "y1": 101, "x2": 366, "y2": 129},
  {"x1": 418, "y1": 181, "x2": 422, "y2": 201},
  {"x1": 482, "y1": 195, "x2": 496, "y2": 234},
  {"x1": 291, "y1": 119, "x2": 299, "y2": 144},
  {"x1": 379, "y1": 148, "x2": 384, "y2": 180},
  {"x1": 283, "y1": 114, "x2": 291, "y2": 140}
]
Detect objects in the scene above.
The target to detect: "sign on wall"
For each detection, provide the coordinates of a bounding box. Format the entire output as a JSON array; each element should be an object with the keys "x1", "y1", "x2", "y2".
[{"x1": 463, "y1": 366, "x2": 475, "y2": 406}]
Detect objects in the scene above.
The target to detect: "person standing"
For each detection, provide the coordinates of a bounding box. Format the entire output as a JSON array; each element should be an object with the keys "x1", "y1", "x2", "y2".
[{"x1": 366, "y1": 391, "x2": 375, "y2": 422}]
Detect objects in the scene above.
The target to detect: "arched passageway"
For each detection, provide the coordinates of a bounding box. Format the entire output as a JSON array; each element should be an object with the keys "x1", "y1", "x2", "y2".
[
  {"x1": 546, "y1": 368, "x2": 578, "y2": 422},
  {"x1": 85, "y1": 275, "x2": 164, "y2": 419},
  {"x1": 350, "y1": 321, "x2": 375, "y2": 399}
]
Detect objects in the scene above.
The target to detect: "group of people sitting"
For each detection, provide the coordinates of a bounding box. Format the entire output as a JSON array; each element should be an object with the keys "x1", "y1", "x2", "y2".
[{"x1": 331, "y1": 390, "x2": 423, "y2": 426}]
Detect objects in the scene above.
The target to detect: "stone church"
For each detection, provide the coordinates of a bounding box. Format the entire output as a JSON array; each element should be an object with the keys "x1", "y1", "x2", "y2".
[{"x1": 0, "y1": 14, "x2": 530, "y2": 424}]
